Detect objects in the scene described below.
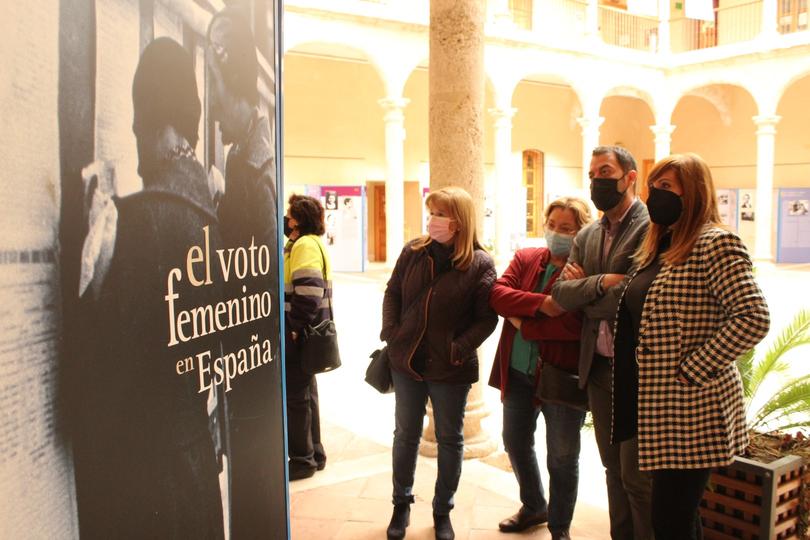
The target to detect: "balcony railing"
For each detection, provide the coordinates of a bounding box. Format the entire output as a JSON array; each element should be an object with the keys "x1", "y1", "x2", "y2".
[
  {"x1": 288, "y1": 0, "x2": 809, "y2": 55},
  {"x1": 532, "y1": 0, "x2": 589, "y2": 39},
  {"x1": 599, "y1": 5, "x2": 659, "y2": 51},
  {"x1": 670, "y1": 0, "x2": 762, "y2": 52}
]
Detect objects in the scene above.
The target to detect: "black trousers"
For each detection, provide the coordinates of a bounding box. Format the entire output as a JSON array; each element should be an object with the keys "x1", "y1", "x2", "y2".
[
  {"x1": 651, "y1": 467, "x2": 711, "y2": 540},
  {"x1": 285, "y1": 356, "x2": 325, "y2": 472}
]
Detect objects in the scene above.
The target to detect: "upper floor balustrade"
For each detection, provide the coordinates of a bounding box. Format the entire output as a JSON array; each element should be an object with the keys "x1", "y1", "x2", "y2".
[{"x1": 286, "y1": 0, "x2": 809, "y2": 58}]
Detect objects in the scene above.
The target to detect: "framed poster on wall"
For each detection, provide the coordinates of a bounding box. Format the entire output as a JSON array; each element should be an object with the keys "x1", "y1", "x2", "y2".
[
  {"x1": 716, "y1": 188, "x2": 739, "y2": 232},
  {"x1": 320, "y1": 186, "x2": 366, "y2": 272},
  {"x1": 777, "y1": 188, "x2": 810, "y2": 263}
]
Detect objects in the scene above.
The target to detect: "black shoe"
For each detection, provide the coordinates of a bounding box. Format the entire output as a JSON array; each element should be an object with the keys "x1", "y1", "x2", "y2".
[
  {"x1": 498, "y1": 507, "x2": 548, "y2": 532},
  {"x1": 551, "y1": 530, "x2": 571, "y2": 540},
  {"x1": 386, "y1": 503, "x2": 410, "y2": 540},
  {"x1": 433, "y1": 513, "x2": 454, "y2": 540},
  {"x1": 316, "y1": 460, "x2": 326, "y2": 471},
  {"x1": 288, "y1": 464, "x2": 316, "y2": 481}
]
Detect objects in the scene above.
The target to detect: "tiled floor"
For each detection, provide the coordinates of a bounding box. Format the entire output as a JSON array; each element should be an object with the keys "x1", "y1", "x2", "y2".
[{"x1": 290, "y1": 423, "x2": 610, "y2": 539}]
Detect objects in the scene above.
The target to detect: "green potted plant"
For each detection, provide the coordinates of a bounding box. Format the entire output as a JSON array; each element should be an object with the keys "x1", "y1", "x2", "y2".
[{"x1": 700, "y1": 310, "x2": 810, "y2": 540}]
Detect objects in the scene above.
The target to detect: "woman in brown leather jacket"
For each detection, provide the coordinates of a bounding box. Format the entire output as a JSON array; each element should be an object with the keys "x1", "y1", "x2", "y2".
[{"x1": 381, "y1": 186, "x2": 498, "y2": 540}]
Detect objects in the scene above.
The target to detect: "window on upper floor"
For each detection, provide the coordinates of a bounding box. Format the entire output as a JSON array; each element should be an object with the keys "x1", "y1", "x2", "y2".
[
  {"x1": 778, "y1": 0, "x2": 809, "y2": 33},
  {"x1": 509, "y1": 0, "x2": 533, "y2": 29}
]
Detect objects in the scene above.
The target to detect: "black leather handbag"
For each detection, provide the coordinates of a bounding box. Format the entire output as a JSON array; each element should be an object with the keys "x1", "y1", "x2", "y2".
[
  {"x1": 536, "y1": 361, "x2": 589, "y2": 411},
  {"x1": 365, "y1": 347, "x2": 393, "y2": 394},
  {"x1": 298, "y1": 243, "x2": 341, "y2": 376}
]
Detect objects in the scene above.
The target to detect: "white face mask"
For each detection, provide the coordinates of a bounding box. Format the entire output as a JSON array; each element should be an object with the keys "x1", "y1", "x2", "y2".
[{"x1": 428, "y1": 215, "x2": 455, "y2": 244}]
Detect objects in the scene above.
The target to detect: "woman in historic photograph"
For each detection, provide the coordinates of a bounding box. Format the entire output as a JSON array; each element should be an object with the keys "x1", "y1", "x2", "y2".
[
  {"x1": 488, "y1": 197, "x2": 593, "y2": 540},
  {"x1": 284, "y1": 194, "x2": 332, "y2": 480},
  {"x1": 381, "y1": 186, "x2": 498, "y2": 540},
  {"x1": 77, "y1": 37, "x2": 225, "y2": 539},
  {"x1": 612, "y1": 153, "x2": 770, "y2": 540}
]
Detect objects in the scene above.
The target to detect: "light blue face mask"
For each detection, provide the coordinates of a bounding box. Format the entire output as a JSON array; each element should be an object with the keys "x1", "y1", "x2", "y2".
[{"x1": 546, "y1": 231, "x2": 574, "y2": 258}]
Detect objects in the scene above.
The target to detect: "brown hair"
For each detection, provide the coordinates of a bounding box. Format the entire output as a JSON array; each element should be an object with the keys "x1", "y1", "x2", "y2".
[
  {"x1": 288, "y1": 194, "x2": 326, "y2": 236},
  {"x1": 544, "y1": 196, "x2": 593, "y2": 231},
  {"x1": 635, "y1": 153, "x2": 723, "y2": 267},
  {"x1": 412, "y1": 186, "x2": 483, "y2": 271}
]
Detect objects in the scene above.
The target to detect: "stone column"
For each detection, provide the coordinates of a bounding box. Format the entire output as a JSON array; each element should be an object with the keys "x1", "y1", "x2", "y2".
[
  {"x1": 586, "y1": 0, "x2": 600, "y2": 38},
  {"x1": 760, "y1": 0, "x2": 779, "y2": 40},
  {"x1": 753, "y1": 115, "x2": 780, "y2": 262},
  {"x1": 490, "y1": 0, "x2": 513, "y2": 26},
  {"x1": 379, "y1": 97, "x2": 410, "y2": 264},
  {"x1": 576, "y1": 116, "x2": 604, "y2": 189},
  {"x1": 421, "y1": 0, "x2": 496, "y2": 459},
  {"x1": 657, "y1": 0, "x2": 671, "y2": 54},
  {"x1": 489, "y1": 106, "x2": 517, "y2": 260},
  {"x1": 650, "y1": 124, "x2": 676, "y2": 161}
]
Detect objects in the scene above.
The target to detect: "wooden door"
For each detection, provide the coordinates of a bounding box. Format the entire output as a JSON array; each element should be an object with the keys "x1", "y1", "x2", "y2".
[
  {"x1": 523, "y1": 150, "x2": 544, "y2": 237},
  {"x1": 373, "y1": 183, "x2": 387, "y2": 262}
]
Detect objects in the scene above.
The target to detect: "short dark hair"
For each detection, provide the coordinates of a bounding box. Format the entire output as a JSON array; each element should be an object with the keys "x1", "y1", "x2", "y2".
[
  {"x1": 289, "y1": 194, "x2": 325, "y2": 236},
  {"x1": 592, "y1": 145, "x2": 637, "y2": 175},
  {"x1": 207, "y1": 7, "x2": 259, "y2": 106},
  {"x1": 132, "y1": 37, "x2": 201, "y2": 147}
]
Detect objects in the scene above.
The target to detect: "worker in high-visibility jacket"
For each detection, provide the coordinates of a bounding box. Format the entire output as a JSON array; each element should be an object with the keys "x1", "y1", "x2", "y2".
[{"x1": 283, "y1": 193, "x2": 332, "y2": 480}]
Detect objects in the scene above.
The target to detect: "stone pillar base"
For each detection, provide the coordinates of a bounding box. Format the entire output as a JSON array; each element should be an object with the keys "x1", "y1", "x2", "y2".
[{"x1": 419, "y1": 384, "x2": 497, "y2": 459}]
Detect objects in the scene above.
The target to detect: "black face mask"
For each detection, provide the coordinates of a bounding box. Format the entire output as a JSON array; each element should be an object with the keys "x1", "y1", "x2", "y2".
[
  {"x1": 590, "y1": 176, "x2": 628, "y2": 211},
  {"x1": 646, "y1": 186, "x2": 683, "y2": 227},
  {"x1": 283, "y1": 216, "x2": 294, "y2": 238}
]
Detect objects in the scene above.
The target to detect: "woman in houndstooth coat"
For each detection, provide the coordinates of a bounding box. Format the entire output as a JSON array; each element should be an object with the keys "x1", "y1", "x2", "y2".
[{"x1": 611, "y1": 153, "x2": 770, "y2": 540}]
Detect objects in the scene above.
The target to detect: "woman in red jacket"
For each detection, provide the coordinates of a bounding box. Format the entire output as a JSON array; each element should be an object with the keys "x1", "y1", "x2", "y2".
[{"x1": 489, "y1": 197, "x2": 593, "y2": 540}]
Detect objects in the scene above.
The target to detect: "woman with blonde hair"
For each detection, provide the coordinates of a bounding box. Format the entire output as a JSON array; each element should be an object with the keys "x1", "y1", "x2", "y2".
[
  {"x1": 381, "y1": 186, "x2": 498, "y2": 540},
  {"x1": 611, "y1": 153, "x2": 770, "y2": 540},
  {"x1": 489, "y1": 197, "x2": 593, "y2": 540}
]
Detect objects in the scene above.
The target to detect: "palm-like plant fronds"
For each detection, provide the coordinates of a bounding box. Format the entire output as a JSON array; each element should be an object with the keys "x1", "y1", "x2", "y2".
[
  {"x1": 737, "y1": 348, "x2": 756, "y2": 399},
  {"x1": 749, "y1": 375, "x2": 810, "y2": 432},
  {"x1": 738, "y1": 310, "x2": 810, "y2": 397},
  {"x1": 740, "y1": 310, "x2": 810, "y2": 433}
]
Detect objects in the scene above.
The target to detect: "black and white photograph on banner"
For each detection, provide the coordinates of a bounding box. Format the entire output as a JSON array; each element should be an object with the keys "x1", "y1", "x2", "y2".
[
  {"x1": 789, "y1": 200, "x2": 809, "y2": 216},
  {"x1": 740, "y1": 191, "x2": 755, "y2": 221},
  {"x1": 324, "y1": 189, "x2": 338, "y2": 210},
  {"x1": 716, "y1": 188, "x2": 738, "y2": 231},
  {"x1": 0, "y1": 1, "x2": 288, "y2": 539}
]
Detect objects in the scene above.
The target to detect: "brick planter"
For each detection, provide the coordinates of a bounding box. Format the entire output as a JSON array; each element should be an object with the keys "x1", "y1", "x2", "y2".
[{"x1": 700, "y1": 455, "x2": 805, "y2": 539}]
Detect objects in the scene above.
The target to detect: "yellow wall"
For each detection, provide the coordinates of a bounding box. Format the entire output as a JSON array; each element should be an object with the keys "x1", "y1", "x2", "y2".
[
  {"x1": 600, "y1": 96, "x2": 656, "y2": 167},
  {"x1": 671, "y1": 85, "x2": 758, "y2": 188},
  {"x1": 403, "y1": 68, "x2": 429, "y2": 183},
  {"x1": 776, "y1": 75, "x2": 810, "y2": 187},
  {"x1": 511, "y1": 81, "x2": 582, "y2": 195},
  {"x1": 283, "y1": 53, "x2": 387, "y2": 186}
]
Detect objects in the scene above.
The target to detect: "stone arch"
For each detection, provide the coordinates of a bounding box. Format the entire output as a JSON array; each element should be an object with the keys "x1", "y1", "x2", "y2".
[
  {"x1": 774, "y1": 67, "x2": 810, "y2": 111},
  {"x1": 284, "y1": 40, "x2": 387, "y2": 92},
  {"x1": 669, "y1": 81, "x2": 757, "y2": 124},
  {"x1": 601, "y1": 85, "x2": 656, "y2": 116}
]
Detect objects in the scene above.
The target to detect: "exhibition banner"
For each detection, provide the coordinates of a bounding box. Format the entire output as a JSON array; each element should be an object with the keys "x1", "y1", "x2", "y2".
[{"x1": 0, "y1": 2, "x2": 289, "y2": 538}]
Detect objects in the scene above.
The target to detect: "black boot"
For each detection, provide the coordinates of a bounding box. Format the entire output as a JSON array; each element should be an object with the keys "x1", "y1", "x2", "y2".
[
  {"x1": 434, "y1": 513, "x2": 454, "y2": 540},
  {"x1": 386, "y1": 503, "x2": 410, "y2": 540}
]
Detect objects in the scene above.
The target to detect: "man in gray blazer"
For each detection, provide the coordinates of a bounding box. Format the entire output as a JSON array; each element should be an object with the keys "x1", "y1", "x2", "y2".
[{"x1": 551, "y1": 146, "x2": 651, "y2": 540}]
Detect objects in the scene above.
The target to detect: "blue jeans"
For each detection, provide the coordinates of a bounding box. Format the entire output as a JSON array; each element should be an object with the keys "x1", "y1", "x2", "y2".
[
  {"x1": 503, "y1": 368, "x2": 586, "y2": 533},
  {"x1": 391, "y1": 369, "x2": 471, "y2": 515}
]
